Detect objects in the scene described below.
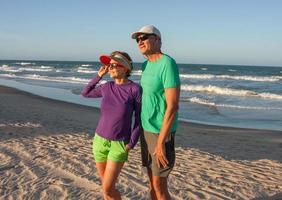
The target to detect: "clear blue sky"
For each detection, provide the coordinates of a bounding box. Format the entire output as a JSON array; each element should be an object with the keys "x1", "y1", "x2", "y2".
[{"x1": 1, "y1": 0, "x2": 282, "y2": 66}]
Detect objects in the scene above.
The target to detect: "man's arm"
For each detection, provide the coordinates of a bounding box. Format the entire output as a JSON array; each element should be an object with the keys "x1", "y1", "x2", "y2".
[{"x1": 154, "y1": 86, "x2": 180, "y2": 167}]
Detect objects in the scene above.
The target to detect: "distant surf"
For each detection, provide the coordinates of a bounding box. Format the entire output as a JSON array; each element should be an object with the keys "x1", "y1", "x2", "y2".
[{"x1": 1, "y1": 60, "x2": 281, "y2": 130}]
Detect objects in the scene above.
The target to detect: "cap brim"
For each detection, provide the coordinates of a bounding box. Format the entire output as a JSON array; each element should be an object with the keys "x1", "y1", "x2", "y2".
[
  {"x1": 131, "y1": 32, "x2": 144, "y2": 39},
  {"x1": 99, "y1": 55, "x2": 111, "y2": 65}
]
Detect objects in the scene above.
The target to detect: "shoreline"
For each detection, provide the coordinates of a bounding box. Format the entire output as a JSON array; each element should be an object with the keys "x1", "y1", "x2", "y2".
[
  {"x1": 1, "y1": 82, "x2": 281, "y2": 132},
  {"x1": 1, "y1": 85, "x2": 282, "y2": 199}
]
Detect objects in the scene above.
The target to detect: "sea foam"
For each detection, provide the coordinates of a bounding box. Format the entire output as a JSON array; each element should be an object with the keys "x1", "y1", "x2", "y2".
[
  {"x1": 180, "y1": 74, "x2": 281, "y2": 82},
  {"x1": 181, "y1": 84, "x2": 282, "y2": 100},
  {"x1": 0, "y1": 73, "x2": 90, "y2": 84},
  {"x1": 183, "y1": 97, "x2": 282, "y2": 110}
]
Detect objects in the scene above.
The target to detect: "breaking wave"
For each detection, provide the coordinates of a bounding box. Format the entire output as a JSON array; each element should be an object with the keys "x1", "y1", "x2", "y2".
[
  {"x1": 181, "y1": 84, "x2": 282, "y2": 100},
  {"x1": 180, "y1": 74, "x2": 281, "y2": 82}
]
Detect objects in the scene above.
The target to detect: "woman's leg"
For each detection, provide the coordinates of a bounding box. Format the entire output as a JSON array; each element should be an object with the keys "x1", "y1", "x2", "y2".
[
  {"x1": 102, "y1": 160, "x2": 124, "y2": 200},
  {"x1": 96, "y1": 161, "x2": 107, "y2": 183}
]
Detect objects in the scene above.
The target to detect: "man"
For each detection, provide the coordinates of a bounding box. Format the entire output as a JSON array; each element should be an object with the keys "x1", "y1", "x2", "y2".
[{"x1": 131, "y1": 25, "x2": 180, "y2": 200}]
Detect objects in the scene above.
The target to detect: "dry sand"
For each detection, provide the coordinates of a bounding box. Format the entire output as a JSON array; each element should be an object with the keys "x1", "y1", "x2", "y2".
[{"x1": 0, "y1": 85, "x2": 281, "y2": 200}]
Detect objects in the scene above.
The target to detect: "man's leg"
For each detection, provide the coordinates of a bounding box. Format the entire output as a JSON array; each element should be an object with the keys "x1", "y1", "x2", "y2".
[
  {"x1": 152, "y1": 175, "x2": 171, "y2": 200},
  {"x1": 145, "y1": 131, "x2": 174, "y2": 200},
  {"x1": 146, "y1": 167, "x2": 158, "y2": 200}
]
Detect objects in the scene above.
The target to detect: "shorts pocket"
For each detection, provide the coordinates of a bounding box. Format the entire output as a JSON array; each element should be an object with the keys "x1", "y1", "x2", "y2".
[
  {"x1": 92, "y1": 134, "x2": 109, "y2": 162},
  {"x1": 108, "y1": 141, "x2": 128, "y2": 162}
]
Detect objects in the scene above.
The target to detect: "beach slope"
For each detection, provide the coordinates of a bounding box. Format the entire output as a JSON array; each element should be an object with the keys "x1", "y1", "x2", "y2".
[{"x1": 0, "y1": 86, "x2": 281, "y2": 200}]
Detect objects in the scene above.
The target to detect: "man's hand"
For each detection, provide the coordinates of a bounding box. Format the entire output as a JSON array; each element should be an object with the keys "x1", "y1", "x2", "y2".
[{"x1": 153, "y1": 143, "x2": 169, "y2": 168}]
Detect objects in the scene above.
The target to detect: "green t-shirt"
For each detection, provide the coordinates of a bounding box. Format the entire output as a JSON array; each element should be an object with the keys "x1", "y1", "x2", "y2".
[{"x1": 140, "y1": 54, "x2": 181, "y2": 134}]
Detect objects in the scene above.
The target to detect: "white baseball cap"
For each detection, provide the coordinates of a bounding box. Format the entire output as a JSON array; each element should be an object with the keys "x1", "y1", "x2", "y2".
[{"x1": 131, "y1": 25, "x2": 161, "y2": 39}]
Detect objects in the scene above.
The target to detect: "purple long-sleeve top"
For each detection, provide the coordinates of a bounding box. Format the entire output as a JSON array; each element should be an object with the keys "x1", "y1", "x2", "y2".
[{"x1": 81, "y1": 75, "x2": 142, "y2": 149}]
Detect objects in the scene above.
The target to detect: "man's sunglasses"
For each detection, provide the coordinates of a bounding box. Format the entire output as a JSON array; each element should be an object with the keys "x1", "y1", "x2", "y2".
[{"x1": 136, "y1": 34, "x2": 155, "y2": 43}]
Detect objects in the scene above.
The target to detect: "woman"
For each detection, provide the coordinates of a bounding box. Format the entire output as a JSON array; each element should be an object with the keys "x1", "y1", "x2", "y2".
[{"x1": 82, "y1": 51, "x2": 141, "y2": 199}]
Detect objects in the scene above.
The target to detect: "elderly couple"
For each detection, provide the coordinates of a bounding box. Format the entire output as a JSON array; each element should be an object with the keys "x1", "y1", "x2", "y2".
[{"x1": 82, "y1": 25, "x2": 180, "y2": 200}]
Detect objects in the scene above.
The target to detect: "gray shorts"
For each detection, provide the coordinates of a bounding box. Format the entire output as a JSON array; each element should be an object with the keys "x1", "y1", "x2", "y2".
[{"x1": 140, "y1": 130, "x2": 175, "y2": 177}]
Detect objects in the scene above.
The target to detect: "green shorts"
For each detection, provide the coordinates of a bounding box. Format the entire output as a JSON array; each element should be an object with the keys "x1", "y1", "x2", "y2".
[{"x1": 92, "y1": 133, "x2": 128, "y2": 162}]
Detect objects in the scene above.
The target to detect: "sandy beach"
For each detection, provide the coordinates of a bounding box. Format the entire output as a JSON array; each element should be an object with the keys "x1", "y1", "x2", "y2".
[{"x1": 0, "y1": 85, "x2": 281, "y2": 200}]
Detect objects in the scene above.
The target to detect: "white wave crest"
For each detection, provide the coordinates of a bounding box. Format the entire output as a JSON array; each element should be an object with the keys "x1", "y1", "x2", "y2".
[
  {"x1": 180, "y1": 74, "x2": 281, "y2": 82},
  {"x1": 77, "y1": 67, "x2": 98, "y2": 74},
  {"x1": 1, "y1": 65, "x2": 53, "y2": 72},
  {"x1": 218, "y1": 75, "x2": 281, "y2": 82},
  {"x1": 39, "y1": 65, "x2": 53, "y2": 69},
  {"x1": 187, "y1": 97, "x2": 216, "y2": 106},
  {"x1": 15, "y1": 62, "x2": 35, "y2": 65},
  {"x1": 77, "y1": 69, "x2": 98, "y2": 74},
  {"x1": 0, "y1": 73, "x2": 90, "y2": 84},
  {"x1": 131, "y1": 70, "x2": 142, "y2": 76},
  {"x1": 81, "y1": 64, "x2": 92, "y2": 67},
  {"x1": 183, "y1": 97, "x2": 282, "y2": 110},
  {"x1": 0, "y1": 73, "x2": 17, "y2": 78},
  {"x1": 180, "y1": 74, "x2": 214, "y2": 79},
  {"x1": 26, "y1": 74, "x2": 90, "y2": 84},
  {"x1": 0, "y1": 65, "x2": 21, "y2": 72},
  {"x1": 18, "y1": 67, "x2": 53, "y2": 72},
  {"x1": 181, "y1": 84, "x2": 282, "y2": 100},
  {"x1": 259, "y1": 92, "x2": 282, "y2": 100}
]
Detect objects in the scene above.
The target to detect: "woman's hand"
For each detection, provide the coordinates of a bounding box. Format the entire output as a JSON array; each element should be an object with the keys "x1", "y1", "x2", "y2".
[
  {"x1": 125, "y1": 144, "x2": 131, "y2": 153},
  {"x1": 98, "y1": 65, "x2": 109, "y2": 77}
]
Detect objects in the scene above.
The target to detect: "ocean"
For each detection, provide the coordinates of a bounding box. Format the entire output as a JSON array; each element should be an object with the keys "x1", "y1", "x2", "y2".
[{"x1": 1, "y1": 60, "x2": 282, "y2": 131}]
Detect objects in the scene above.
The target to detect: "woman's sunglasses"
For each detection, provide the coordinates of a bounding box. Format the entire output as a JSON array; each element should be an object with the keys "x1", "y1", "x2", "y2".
[
  {"x1": 136, "y1": 34, "x2": 155, "y2": 43},
  {"x1": 108, "y1": 63, "x2": 128, "y2": 71}
]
